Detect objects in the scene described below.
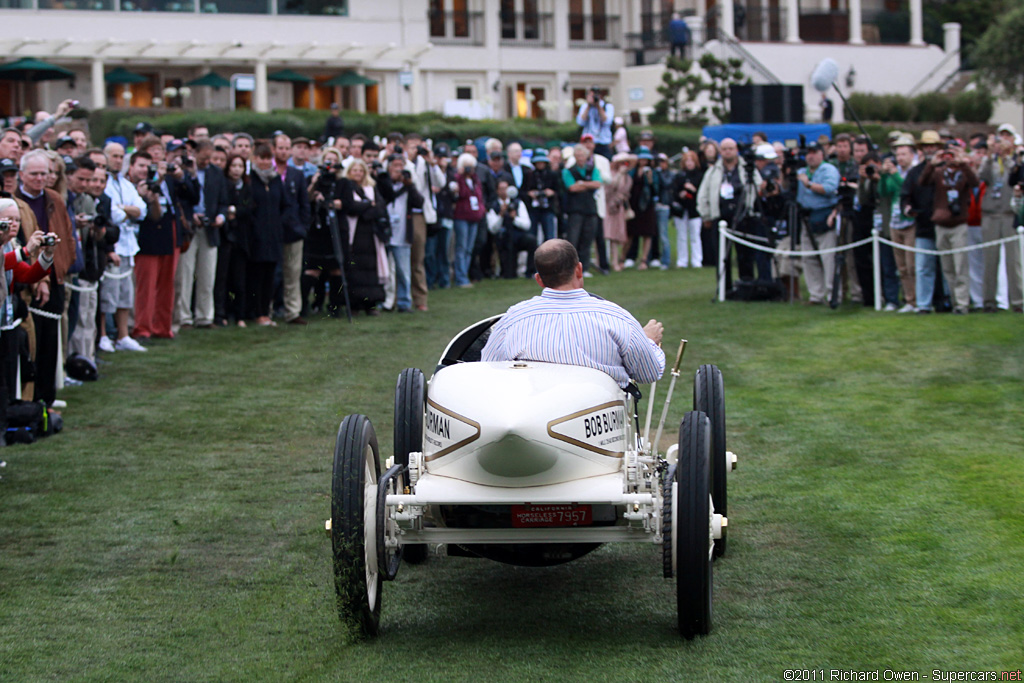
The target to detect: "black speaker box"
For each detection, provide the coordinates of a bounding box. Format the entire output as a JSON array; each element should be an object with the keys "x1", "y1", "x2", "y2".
[{"x1": 730, "y1": 85, "x2": 804, "y2": 123}]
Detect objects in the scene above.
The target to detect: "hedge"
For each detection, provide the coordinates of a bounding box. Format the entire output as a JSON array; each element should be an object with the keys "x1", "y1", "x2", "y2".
[
  {"x1": 87, "y1": 108, "x2": 705, "y2": 155},
  {"x1": 951, "y1": 90, "x2": 994, "y2": 124}
]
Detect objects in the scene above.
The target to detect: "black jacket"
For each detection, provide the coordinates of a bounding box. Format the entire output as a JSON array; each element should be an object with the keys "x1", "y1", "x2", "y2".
[
  {"x1": 280, "y1": 166, "x2": 310, "y2": 243},
  {"x1": 137, "y1": 175, "x2": 196, "y2": 256},
  {"x1": 376, "y1": 175, "x2": 425, "y2": 244},
  {"x1": 80, "y1": 193, "x2": 119, "y2": 283},
  {"x1": 191, "y1": 164, "x2": 230, "y2": 248},
  {"x1": 900, "y1": 161, "x2": 936, "y2": 241},
  {"x1": 248, "y1": 171, "x2": 293, "y2": 263}
]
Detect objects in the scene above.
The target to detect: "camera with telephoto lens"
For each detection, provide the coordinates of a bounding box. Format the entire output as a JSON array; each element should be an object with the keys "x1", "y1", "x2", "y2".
[
  {"x1": 864, "y1": 164, "x2": 877, "y2": 178},
  {"x1": 42, "y1": 233, "x2": 56, "y2": 247},
  {"x1": 0, "y1": 219, "x2": 10, "y2": 231},
  {"x1": 417, "y1": 145, "x2": 430, "y2": 157}
]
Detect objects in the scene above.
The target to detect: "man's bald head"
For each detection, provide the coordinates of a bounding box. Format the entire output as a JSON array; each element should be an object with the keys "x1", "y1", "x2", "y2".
[
  {"x1": 534, "y1": 239, "x2": 580, "y2": 288},
  {"x1": 720, "y1": 138, "x2": 738, "y2": 162}
]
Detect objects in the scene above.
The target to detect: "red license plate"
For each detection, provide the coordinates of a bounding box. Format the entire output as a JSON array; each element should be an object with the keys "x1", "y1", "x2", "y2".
[{"x1": 511, "y1": 505, "x2": 593, "y2": 528}]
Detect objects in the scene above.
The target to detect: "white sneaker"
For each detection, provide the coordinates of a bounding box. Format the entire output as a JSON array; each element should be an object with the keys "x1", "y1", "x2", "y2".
[
  {"x1": 650, "y1": 259, "x2": 662, "y2": 268},
  {"x1": 623, "y1": 259, "x2": 635, "y2": 268},
  {"x1": 884, "y1": 303, "x2": 899, "y2": 312},
  {"x1": 676, "y1": 261, "x2": 687, "y2": 268},
  {"x1": 898, "y1": 304, "x2": 915, "y2": 314},
  {"x1": 582, "y1": 270, "x2": 594, "y2": 278},
  {"x1": 115, "y1": 336, "x2": 148, "y2": 352},
  {"x1": 51, "y1": 399, "x2": 67, "y2": 409},
  {"x1": 98, "y1": 336, "x2": 115, "y2": 353}
]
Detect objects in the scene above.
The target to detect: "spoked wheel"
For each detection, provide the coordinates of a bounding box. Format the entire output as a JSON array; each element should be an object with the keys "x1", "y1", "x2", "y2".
[
  {"x1": 394, "y1": 368, "x2": 428, "y2": 564},
  {"x1": 694, "y1": 364, "x2": 727, "y2": 558},
  {"x1": 675, "y1": 410, "x2": 713, "y2": 639},
  {"x1": 332, "y1": 414, "x2": 383, "y2": 639}
]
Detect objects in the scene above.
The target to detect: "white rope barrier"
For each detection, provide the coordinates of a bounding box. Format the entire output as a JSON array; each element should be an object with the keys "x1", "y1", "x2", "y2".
[
  {"x1": 64, "y1": 266, "x2": 133, "y2": 293},
  {"x1": 717, "y1": 222, "x2": 1024, "y2": 311}
]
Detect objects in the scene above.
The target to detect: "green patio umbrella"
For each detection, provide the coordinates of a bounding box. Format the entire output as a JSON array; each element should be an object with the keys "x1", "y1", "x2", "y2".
[
  {"x1": 186, "y1": 72, "x2": 231, "y2": 89},
  {"x1": 0, "y1": 57, "x2": 75, "y2": 82},
  {"x1": 267, "y1": 69, "x2": 313, "y2": 83},
  {"x1": 104, "y1": 67, "x2": 148, "y2": 85},
  {"x1": 323, "y1": 71, "x2": 378, "y2": 87}
]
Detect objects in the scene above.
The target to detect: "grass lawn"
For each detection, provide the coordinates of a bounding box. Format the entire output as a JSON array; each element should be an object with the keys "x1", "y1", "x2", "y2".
[{"x1": 1, "y1": 267, "x2": 1022, "y2": 682}]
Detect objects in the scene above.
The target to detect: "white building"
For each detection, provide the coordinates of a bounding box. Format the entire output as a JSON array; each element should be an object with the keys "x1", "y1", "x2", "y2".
[{"x1": 0, "y1": 0, "x2": 959, "y2": 125}]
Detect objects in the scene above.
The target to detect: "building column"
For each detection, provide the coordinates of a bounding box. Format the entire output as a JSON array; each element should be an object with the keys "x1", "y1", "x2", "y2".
[
  {"x1": 848, "y1": 0, "x2": 864, "y2": 44},
  {"x1": 555, "y1": 68, "x2": 569, "y2": 124},
  {"x1": 90, "y1": 58, "x2": 105, "y2": 110},
  {"x1": 785, "y1": 0, "x2": 801, "y2": 43},
  {"x1": 354, "y1": 67, "x2": 366, "y2": 113},
  {"x1": 719, "y1": 0, "x2": 734, "y2": 38},
  {"x1": 409, "y1": 64, "x2": 421, "y2": 114},
  {"x1": 943, "y1": 22, "x2": 961, "y2": 60},
  {"x1": 483, "y1": 0, "x2": 500, "y2": 50},
  {"x1": 909, "y1": 0, "x2": 924, "y2": 46},
  {"x1": 253, "y1": 60, "x2": 269, "y2": 113}
]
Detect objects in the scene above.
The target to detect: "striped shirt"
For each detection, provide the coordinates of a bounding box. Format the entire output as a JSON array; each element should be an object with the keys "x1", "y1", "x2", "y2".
[{"x1": 481, "y1": 288, "x2": 665, "y2": 387}]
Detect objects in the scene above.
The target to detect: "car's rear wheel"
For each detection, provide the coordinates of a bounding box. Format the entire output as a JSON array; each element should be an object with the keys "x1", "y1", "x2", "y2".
[
  {"x1": 675, "y1": 410, "x2": 713, "y2": 639},
  {"x1": 394, "y1": 368, "x2": 428, "y2": 564},
  {"x1": 694, "y1": 364, "x2": 727, "y2": 558},
  {"x1": 332, "y1": 414, "x2": 382, "y2": 639}
]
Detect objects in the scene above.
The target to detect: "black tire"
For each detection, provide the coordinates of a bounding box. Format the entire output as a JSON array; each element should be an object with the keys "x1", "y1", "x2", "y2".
[
  {"x1": 694, "y1": 364, "x2": 727, "y2": 558},
  {"x1": 676, "y1": 411, "x2": 713, "y2": 639},
  {"x1": 394, "y1": 368, "x2": 428, "y2": 564},
  {"x1": 332, "y1": 414, "x2": 383, "y2": 639}
]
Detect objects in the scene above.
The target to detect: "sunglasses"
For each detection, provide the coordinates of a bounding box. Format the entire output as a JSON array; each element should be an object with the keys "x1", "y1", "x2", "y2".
[{"x1": 19, "y1": 141, "x2": 30, "y2": 149}]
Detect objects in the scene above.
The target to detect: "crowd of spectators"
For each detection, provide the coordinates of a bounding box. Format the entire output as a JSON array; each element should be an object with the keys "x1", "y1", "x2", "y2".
[{"x1": 1, "y1": 97, "x2": 1022, "y2": 455}]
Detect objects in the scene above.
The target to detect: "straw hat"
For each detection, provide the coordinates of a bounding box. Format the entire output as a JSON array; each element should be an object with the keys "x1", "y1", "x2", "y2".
[{"x1": 917, "y1": 130, "x2": 942, "y2": 146}]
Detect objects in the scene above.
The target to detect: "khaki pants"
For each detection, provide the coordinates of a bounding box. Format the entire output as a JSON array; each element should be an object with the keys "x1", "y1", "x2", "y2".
[
  {"x1": 282, "y1": 240, "x2": 304, "y2": 321},
  {"x1": 981, "y1": 213, "x2": 1022, "y2": 308},
  {"x1": 69, "y1": 285, "x2": 98, "y2": 363},
  {"x1": 936, "y1": 223, "x2": 969, "y2": 311},
  {"x1": 890, "y1": 225, "x2": 916, "y2": 307},
  {"x1": 410, "y1": 214, "x2": 428, "y2": 309},
  {"x1": 174, "y1": 229, "x2": 218, "y2": 327},
  {"x1": 802, "y1": 228, "x2": 837, "y2": 304}
]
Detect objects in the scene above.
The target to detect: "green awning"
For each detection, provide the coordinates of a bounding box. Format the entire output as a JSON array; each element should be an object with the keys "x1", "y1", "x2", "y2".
[
  {"x1": 267, "y1": 69, "x2": 313, "y2": 83},
  {"x1": 186, "y1": 72, "x2": 231, "y2": 89},
  {"x1": 323, "y1": 71, "x2": 378, "y2": 87},
  {"x1": 0, "y1": 57, "x2": 75, "y2": 82},
  {"x1": 105, "y1": 67, "x2": 148, "y2": 85}
]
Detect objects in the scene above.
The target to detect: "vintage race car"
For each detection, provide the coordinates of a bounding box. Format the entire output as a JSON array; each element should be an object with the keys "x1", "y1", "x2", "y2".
[{"x1": 327, "y1": 316, "x2": 737, "y2": 639}]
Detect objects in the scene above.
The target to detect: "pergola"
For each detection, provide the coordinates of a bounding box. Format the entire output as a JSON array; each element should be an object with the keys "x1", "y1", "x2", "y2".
[{"x1": 0, "y1": 37, "x2": 433, "y2": 111}]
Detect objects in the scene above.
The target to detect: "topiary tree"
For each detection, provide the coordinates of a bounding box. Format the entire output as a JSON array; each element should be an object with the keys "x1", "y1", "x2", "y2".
[
  {"x1": 652, "y1": 53, "x2": 749, "y2": 126},
  {"x1": 972, "y1": 3, "x2": 1024, "y2": 100},
  {"x1": 952, "y1": 89, "x2": 994, "y2": 123}
]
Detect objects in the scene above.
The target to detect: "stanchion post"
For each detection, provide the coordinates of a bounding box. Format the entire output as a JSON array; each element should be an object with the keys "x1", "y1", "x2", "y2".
[
  {"x1": 718, "y1": 220, "x2": 727, "y2": 302},
  {"x1": 1018, "y1": 227, "x2": 1024, "y2": 308},
  {"x1": 872, "y1": 227, "x2": 882, "y2": 311}
]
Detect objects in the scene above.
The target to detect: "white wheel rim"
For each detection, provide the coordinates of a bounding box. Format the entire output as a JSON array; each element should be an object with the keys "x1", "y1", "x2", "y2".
[{"x1": 363, "y1": 442, "x2": 379, "y2": 610}]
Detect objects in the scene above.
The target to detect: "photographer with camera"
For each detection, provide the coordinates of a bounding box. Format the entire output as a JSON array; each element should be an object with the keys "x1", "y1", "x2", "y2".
[
  {"x1": 303, "y1": 147, "x2": 347, "y2": 317},
  {"x1": 879, "y1": 137, "x2": 919, "y2": 312},
  {"x1": 696, "y1": 138, "x2": 762, "y2": 290},
  {"x1": 795, "y1": 142, "x2": 840, "y2": 305},
  {"x1": 174, "y1": 140, "x2": 228, "y2": 330},
  {"x1": 131, "y1": 141, "x2": 198, "y2": 341},
  {"x1": 270, "y1": 133, "x2": 311, "y2": 325},
  {"x1": 525, "y1": 147, "x2": 560, "y2": 243},
  {"x1": 15, "y1": 150, "x2": 74, "y2": 407},
  {"x1": 376, "y1": 154, "x2": 424, "y2": 313},
  {"x1": 488, "y1": 178, "x2": 536, "y2": 280},
  {"x1": 403, "y1": 134, "x2": 445, "y2": 312},
  {"x1": 671, "y1": 150, "x2": 705, "y2": 268},
  {"x1": 978, "y1": 131, "x2": 1023, "y2": 313},
  {"x1": 576, "y1": 86, "x2": 614, "y2": 160},
  {"x1": 920, "y1": 142, "x2": 978, "y2": 315},
  {"x1": 66, "y1": 157, "x2": 117, "y2": 365}
]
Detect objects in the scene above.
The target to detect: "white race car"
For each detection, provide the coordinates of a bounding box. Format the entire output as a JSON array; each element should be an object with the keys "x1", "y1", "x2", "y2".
[{"x1": 327, "y1": 316, "x2": 736, "y2": 639}]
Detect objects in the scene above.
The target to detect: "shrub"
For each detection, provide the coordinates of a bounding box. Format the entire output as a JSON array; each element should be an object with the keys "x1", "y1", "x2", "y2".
[
  {"x1": 952, "y1": 89, "x2": 994, "y2": 123},
  {"x1": 87, "y1": 108, "x2": 705, "y2": 156},
  {"x1": 912, "y1": 92, "x2": 952, "y2": 123},
  {"x1": 846, "y1": 92, "x2": 887, "y2": 121},
  {"x1": 883, "y1": 94, "x2": 916, "y2": 122}
]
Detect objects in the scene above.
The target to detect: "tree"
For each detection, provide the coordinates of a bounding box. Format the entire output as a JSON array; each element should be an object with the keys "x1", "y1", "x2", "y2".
[
  {"x1": 972, "y1": 2, "x2": 1024, "y2": 101},
  {"x1": 651, "y1": 53, "x2": 749, "y2": 126}
]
